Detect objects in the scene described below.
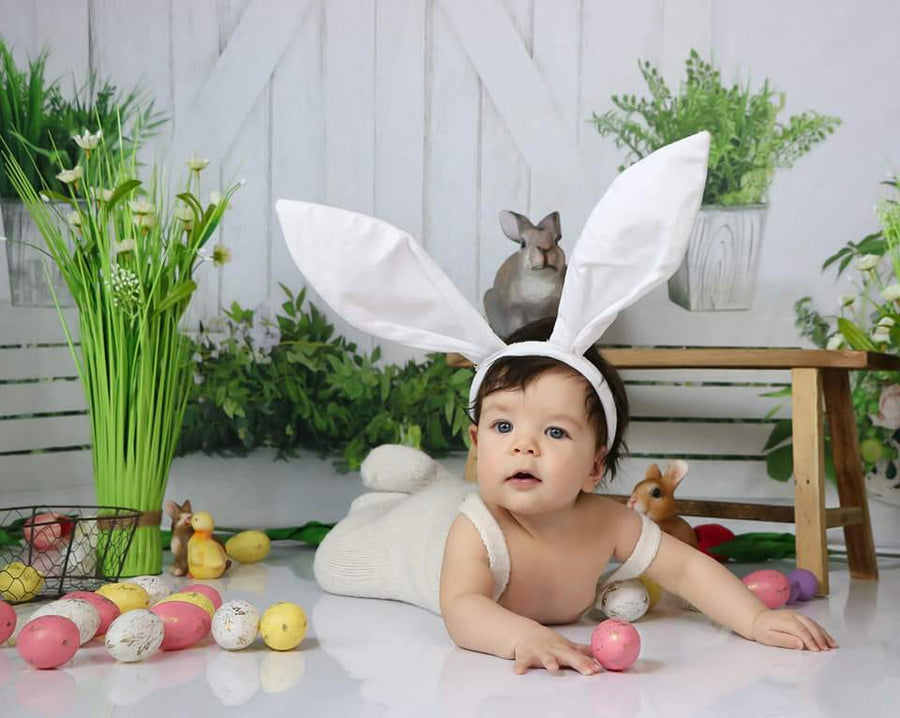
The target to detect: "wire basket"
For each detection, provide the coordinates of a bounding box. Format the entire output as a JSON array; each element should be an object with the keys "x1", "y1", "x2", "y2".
[{"x1": 0, "y1": 505, "x2": 141, "y2": 604}]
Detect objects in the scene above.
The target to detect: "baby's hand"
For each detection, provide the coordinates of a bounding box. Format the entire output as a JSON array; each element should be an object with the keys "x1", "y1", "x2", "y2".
[
  {"x1": 750, "y1": 608, "x2": 838, "y2": 651},
  {"x1": 512, "y1": 628, "x2": 601, "y2": 675}
]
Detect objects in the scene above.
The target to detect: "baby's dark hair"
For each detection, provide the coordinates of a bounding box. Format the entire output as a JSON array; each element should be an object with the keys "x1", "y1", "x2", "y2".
[{"x1": 469, "y1": 316, "x2": 629, "y2": 481}]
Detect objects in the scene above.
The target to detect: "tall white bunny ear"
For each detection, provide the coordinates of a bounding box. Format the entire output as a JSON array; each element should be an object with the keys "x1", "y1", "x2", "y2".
[
  {"x1": 275, "y1": 200, "x2": 506, "y2": 362},
  {"x1": 550, "y1": 131, "x2": 710, "y2": 354}
]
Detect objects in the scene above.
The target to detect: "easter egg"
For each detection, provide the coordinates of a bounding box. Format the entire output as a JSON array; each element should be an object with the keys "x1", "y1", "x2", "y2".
[
  {"x1": 0, "y1": 561, "x2": 45, "y2": 602},
  {"x1": 260, "y1": 602, "x2": 307, "y2": 651},
  {"x1": 599, "y1": 579, "x2": 650, "y2": 621},
  {"x1": 96, "y1": 582, "x2": 150, "y2": 613},
  {"x1": 0, "y1": 600, "x2": 16, "y2": 643},
  {"x1": 212, "y1": 600, "x2": 260, "y2": 651},
  {"x1": 226, "y1": 530, "x2": 271, "y2": 564},
  {"x1": 124, "y1": 575, "x2": 172, "y2": 605},
  {"x1": 17, "y1": 615, "x2": 80, "y2": 669},
  {"x1": 23, "y1": 513, "x2": 73, "y2": 551},
  {"x1": 787, "y1": 568, "x2": 819, "y2": 601},
  {"x1": 105, "y1": 609, "x2": 164, "y2": 663},
  {"x1": 183, "y1": 583, "x2": 223, "y2": 610},
  {"x1": 591, "y1": 619, "x2": 641, "y2": 671},
  {"x1": 155, "y1": 591, "x2": 215, "y2": 618},
  {"x1": 30, "y1": 598, "x2": 101, "y2": 645},
  {"x1": 638, "y1": 575, "x2": 663, "y2": 609},
  {"x1": 742, "y1": 569, "x2": 791, "y2": 609},
  {"x1": 62, "y1": 591, "x2": 120, "y2": 635},
  {"x1": 19, "y1": 546, "x2": 65, "y2": 578},
  {"x1": 150, "y1": 600, "x2": 211, "y2": 651},
  {"x1": 68, "y1": 521, "x2": 98, "y2": 575}
]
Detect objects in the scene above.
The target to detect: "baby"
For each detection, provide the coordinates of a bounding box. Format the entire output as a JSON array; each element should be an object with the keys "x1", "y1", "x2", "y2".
[{"x1": 315, "y1": 320, "x2": 837, "y2": 676}]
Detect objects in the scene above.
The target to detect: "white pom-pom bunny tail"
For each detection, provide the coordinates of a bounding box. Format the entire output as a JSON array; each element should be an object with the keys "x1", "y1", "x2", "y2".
[
  {"x1": 275, "y1": 200, "x2": 505, "y2": 362},
  {"x1": 550, "y1": 131, "x2": 710, "y2": 355}
]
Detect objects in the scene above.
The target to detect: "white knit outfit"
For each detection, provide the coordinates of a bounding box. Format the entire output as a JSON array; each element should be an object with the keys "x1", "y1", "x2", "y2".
[{"x1": 313, "y1": 446, "x2": 661, "y2": 616}]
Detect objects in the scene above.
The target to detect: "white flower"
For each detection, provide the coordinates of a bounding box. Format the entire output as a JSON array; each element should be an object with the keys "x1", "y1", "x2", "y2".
[
  {"x1": 855, "y1": 254, "x2": 881, "y2": 272},
  {"x1": 129, "y1": 199, "x2": 154, "y2": 215},
  {"x1": 883, "y1": 284, "x2": 900, "y2": 302},
  {"x1": 187, "y1": 155, "x2": 210, "y2": 172},
  {"x1": 73, "y1": 128, "x2": 102, "y2": 150},
  {"x1": 135, "y1": 213, "x2": 157, "y2": 230},
  {"x1": 877, "y1": 316, "x2": 896, "y2": 328},
  {"x1": 174, "y1": 206, "x2": 194, "y2": 230},
  {"x1": 114, "y1": 238, "x2": 136, "y2": 255},
  {"x1": 193, "y1": 373, "x2": 205, "y2": 385},
  {"x1": 209, "y1": 191, "x2": 223, "y2": 206},
  {"x1": 67, "y1": 211, "x2": 82, "y2": 229},
  {"x1": 840, "y1": 294, "x2": 856, "y2": 307},
  {"x1": 56, "y1": 166, "x2": 83, "y2": 184},
  {"x1": 826, "y1": 334, "x2": 844, "y2": 351},
  {"x1": 192, "y1": 352, "x2": 202, "y2": 363},
  {"x1": 99, "y1": 189, "x2": 114, "y2": 203},
  {"x1": 212, "y1": 244, "x2": 232, "y2": 267},
  {"x1": 872, "y1": 326, "x2": 891, "y2": 343}
]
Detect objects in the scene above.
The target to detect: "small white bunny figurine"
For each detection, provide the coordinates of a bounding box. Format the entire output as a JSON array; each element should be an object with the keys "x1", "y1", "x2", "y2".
[{"x1": 483, "y1": 210, "x2": 566, "y2": 339}]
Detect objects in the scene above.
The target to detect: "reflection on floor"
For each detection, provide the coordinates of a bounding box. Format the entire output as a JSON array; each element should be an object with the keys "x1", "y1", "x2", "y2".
[{"x1": 1, "y1": 544, "x2": 898, "y2": 718}]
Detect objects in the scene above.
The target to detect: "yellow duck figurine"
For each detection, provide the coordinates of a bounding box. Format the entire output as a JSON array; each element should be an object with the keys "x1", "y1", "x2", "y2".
[{"x1": 187, "y1": 511, "x2": 231, "y2": 579}]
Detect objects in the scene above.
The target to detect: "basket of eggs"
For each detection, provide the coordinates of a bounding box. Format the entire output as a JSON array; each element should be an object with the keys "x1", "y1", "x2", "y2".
[{"x1": 0, "y1": 505, "x2": 141, "y2": 604}]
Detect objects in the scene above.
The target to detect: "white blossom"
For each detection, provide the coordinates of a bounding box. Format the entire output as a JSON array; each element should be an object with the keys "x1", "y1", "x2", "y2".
[
  {"x1": 73, "y1": 128, "x2": 103, "y2": 151},
  {"x1": 67, "y1": 211, "x2": 82, "y2": 229},
  {"x1": 57, "y1": 166, "x2": 83, "y2": 184},
  {"x1": 99, "y1": 189, "x2": 114, "y2": 203},
  {"x1": 877, "y1": 316, "x2": 896, "y2": 328},
  {"x1": 187, "y1": 155, "x2": 210, "y2": 172},
  {"x1": 855, "y1": 254, "x2": 881, "y2": 272},
  {"x1": 212, "y1": 244, "x2": 232, "y2": 267},
  {"x1": 872, "y1": 326, "x2": 891, "y2": 343},
  {"x1": 209, "y1": 191, "x2": 223, "y2": 206},
  {"x1": 883, "y1": 284, "x2": 900, "y2": 302},
  {"x1": 129, "y1": 199, "x2": 154, "y2": 216},
  {"x1": 114, "y1": 238, "x2": 136, "y2": 255}
]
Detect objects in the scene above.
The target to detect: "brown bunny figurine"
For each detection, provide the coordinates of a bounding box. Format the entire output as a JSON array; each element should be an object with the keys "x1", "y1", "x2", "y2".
[
  {"x1": 165, "y1": 499, "x2": 194, "y2": 576},
  {"x1": 627, "y1": 460, "x2": 699, "y2": 548}
]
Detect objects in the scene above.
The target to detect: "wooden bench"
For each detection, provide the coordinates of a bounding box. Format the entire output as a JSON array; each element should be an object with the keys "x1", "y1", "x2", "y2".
[{"x1": 450, "y1": 348, "x2": 900, "y2": 595}]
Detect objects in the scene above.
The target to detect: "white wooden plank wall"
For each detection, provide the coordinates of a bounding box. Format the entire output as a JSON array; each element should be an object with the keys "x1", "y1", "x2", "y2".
[{"x1": 2, "y1": 0, "x2": 900, "y2": 544}]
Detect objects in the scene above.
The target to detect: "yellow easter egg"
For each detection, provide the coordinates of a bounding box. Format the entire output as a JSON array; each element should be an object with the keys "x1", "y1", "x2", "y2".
[
  {"x1": 260, "y1": 602, "x2": 307, "y2": 651},
  {"x1": 155, "y1": 591, "x2": 215, "y2": 618},
  {"x1": 225, "y1": 530, "x2": 271, "y2": 564},
  {"x1": 0, "y1": 562, "x2": 45, "y2": 603},
  {"x1": 96, "y1": 582, "x2": 150, "y2": 613},
  {"x1": 638, "y1": 574, "x2": 663, "y2": 610}
]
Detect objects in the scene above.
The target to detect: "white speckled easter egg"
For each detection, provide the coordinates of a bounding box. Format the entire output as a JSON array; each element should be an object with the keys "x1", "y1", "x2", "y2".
[
  {"x1": 124, "y1": 575, "x2": 172, "y2": 605},
  {"x1": 30, "y1": 598, "x2": 101, "y2": 645},
  {"x1": 212, "y1": 600, "x2": 260, "y2": 651},
  {"x1": 599, "y1": 579, "x2": 650, "y2": 622},
  {"x1": 69, "y1": 521, "x2": 98, "y2": 575},
  {"x1": 105, "y1": 609, "x2": 164, "y2": 663}
]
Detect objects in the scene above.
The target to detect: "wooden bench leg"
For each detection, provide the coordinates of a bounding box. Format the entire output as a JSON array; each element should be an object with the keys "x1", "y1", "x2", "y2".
[
  {"x1": 791, "y1": 368, "x2": 829, "y2": 595},
  {"x1": 822, "y1": 369, "x2": 879, "y2": 580}
]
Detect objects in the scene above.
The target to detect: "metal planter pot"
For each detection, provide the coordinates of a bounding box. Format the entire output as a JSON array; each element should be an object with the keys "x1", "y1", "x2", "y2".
[
  {"x1": 667, "y1": 204, "x2": 768, "y2": 312},
  {"x1": 1, "y1": 198, "x2": 74, "y2": 307}
]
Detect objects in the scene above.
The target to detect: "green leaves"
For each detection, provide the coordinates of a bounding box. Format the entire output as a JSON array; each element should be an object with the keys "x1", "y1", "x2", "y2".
[
  {"x1": 592, "y1": 49, "x2": 840, "y2": 206},
  {"x1": 177, "y1": 287, "x2": 474, "y2": 470}
]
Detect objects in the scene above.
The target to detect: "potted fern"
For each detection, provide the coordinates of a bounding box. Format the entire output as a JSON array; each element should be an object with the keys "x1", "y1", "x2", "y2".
[
  {"x1": 593, "y1": 50, "x2": 840, "y2": 311},
  {"x1": 0, "y1": 36, "x2": 164, "y2": 306}
]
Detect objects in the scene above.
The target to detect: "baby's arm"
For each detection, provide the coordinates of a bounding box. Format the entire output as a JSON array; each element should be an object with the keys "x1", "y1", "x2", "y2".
[
  {"x1": 611, "y1": 503, "x2": 836, "y2": 651},
  {"x1": 440, "y1": 515, "x2": 600, "y2": 675}
]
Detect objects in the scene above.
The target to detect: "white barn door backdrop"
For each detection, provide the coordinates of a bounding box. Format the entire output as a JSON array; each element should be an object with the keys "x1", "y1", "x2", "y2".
[{"x1": 1, "y1": 0, "x2": 899, "y2": 547}]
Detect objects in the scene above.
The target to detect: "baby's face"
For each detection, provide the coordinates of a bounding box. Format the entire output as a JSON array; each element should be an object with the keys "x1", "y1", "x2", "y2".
[{"x1": 471, "y1": 369, "x2": 604, "y2": 517}]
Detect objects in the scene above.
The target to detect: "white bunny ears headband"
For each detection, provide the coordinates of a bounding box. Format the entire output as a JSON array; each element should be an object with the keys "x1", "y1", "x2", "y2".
[{"x1": 275, "y1": 131, "x2": 710, "y2": 450}]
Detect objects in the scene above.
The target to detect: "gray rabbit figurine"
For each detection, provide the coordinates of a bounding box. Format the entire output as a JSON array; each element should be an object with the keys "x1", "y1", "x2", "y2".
[{"x1": 483, "y1": 210, "x2": 566, "y2": 339}]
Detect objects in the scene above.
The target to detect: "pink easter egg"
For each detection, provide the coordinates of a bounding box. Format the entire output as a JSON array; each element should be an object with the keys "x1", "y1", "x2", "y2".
[
  {"x1": 151, "y1": 601, "x2": 212, "y2": 651},
  {"x1": 183, "y1": 583, "x2": 222, "y2": 610},
  {"x1": 591, "y1": 619, "x2": 641, "y2": 672},
  {"x1": 0, "y1": 599, "x2": 16, "y2": 643},
  {"x1": 17, "y1": 615, "x2": 80, "y2": 669},
  {"x1": 62, "y1": 591, "x2": 121, "y2": 636},
  {"x1": 742, "y1": 569, "x2": 791, "y2": 609},
  {"x1": 23, "y1": 513, "x2": 73, "y2": 551}
]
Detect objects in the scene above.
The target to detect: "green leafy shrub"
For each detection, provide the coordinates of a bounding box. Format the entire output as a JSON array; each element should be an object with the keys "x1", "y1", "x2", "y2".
[
  {"x1": 177, "y1": 285, "x2": 474, "y2": 470},
  {"x1": 592, "y1": 49, "x2": 840, "y2": 206}
]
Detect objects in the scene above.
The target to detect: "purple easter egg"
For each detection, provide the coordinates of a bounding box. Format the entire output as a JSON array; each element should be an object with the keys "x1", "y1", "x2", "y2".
[
  {"x1": 787, "y1": 581, "x2": 802, "y2": 605},
  {"x1": 787, "y1": 569, "x2": 818, "y2": 601}
]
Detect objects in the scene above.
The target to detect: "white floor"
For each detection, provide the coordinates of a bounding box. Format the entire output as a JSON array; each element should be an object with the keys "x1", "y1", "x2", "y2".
[{"x1": 2, "y1": 451, "x2": 899, "y2": 717}]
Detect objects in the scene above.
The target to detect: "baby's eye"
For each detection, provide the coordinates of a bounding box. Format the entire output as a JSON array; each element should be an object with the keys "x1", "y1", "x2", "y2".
[
  {"x1": 493, "y1": 420, "x2": 513, "y2": 434},
  {"x1": 546, "y1": 426, "x2": 568, "y2": 440}
]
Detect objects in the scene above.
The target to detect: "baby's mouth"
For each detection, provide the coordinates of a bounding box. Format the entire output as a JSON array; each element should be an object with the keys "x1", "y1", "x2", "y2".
[{"x1": 507, "y1": 471, "x2": 541, "y2": 482}]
